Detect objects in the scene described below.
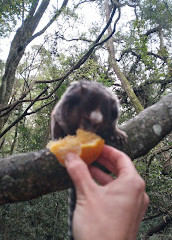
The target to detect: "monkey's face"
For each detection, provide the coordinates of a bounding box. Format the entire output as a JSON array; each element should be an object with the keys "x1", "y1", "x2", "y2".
[{"x1": 62, "y1": 83, "x2": 119, "y2": 137}]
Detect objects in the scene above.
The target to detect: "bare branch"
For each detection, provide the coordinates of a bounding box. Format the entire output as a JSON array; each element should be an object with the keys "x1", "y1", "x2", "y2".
[
  {"x1": 111, "y1": 0, "x2": 138, "y2": 8},
  {"x1": 74, "y1": 0, "x2": 97, "y2": 9},
  {"x1": 145, "y1": 26, "x2": 161, "y2": 37},
  {"x1": 118, "y1": 48, "x2": 167, "y2": 62},
  {"x1": 143, "y1": 213, "x2": 163, "y2": 221},
  {"x1": 141, "y1": 77, "x2": 172, "y2": 86},
  {"x1": 0, "y1": 87, "x2": 49, "y2": 138},
  {"x1": 0, "y1": 80, "x2": 36, "y2": 118},
  {"x1": 26, "y1": 98, "x2": 57, "y2": 115},
  {"x1": 57, "y1": 33, "x2": 93, "y2": 43}
]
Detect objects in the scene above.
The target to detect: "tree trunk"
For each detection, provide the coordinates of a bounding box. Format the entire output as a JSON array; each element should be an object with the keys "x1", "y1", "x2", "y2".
[{"x1": 104, "y1": 0, "x2": 144, "y2": 114}]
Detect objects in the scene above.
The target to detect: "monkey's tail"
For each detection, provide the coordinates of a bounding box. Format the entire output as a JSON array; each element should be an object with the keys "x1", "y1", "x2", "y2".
[{"x1": 68, "y1": 187, "x2": 76, "y2": 240}]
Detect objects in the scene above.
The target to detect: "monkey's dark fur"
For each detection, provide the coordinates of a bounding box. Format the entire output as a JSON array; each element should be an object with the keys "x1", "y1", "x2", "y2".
[{"x1": 51, "y1": 80, "x2": 127, "y2": 240}]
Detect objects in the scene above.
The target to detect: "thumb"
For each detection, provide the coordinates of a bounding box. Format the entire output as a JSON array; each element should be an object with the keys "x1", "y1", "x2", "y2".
[{"x1": 65, "y1": 153, "x2": 96, "y2": 196}]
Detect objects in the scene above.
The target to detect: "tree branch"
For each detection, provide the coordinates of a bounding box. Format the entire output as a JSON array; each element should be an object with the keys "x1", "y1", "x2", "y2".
[
  {"x1": 0, "y1": 93, "x2": 172, "y2": 204},
  {"x1": 119, "y1": 94, "x2": 172, "y2": 158},
  {"x1": 145, "y1": 26, "x2": 161, "y2": 37},
  {"x1": 111, "y1": 0, "x2": 138, "y2": 8},
  {"x1": 0, "y1": 87, "x2": 49, "y2": 138},
  {"x1": 21, "y1": 0, "x2": 69, "y2": 51},
  {"x1": 0, "y1": 149, "x2": 72, "y2": 205},
  {"x1": 118, "y1": 48, "x2": 167, "y2": 62}
]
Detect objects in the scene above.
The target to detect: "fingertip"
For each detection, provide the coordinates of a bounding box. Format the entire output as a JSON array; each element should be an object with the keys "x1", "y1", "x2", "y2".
[
  {"x1": 64, "y1": 152, "x2": 78, "y2": 166},
  {"x1": 65, "y1": 153, "x2": 86, "y2": 177}
]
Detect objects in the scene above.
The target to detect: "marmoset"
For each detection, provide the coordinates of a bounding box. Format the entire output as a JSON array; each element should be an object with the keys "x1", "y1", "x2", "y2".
[{"x1": 51, "y1": 80, "x2": 127, "y2": 240}]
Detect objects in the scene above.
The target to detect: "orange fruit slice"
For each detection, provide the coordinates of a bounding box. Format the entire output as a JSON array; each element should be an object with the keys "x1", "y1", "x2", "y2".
[{"x1": 47, "y1": 129, "x2": 104, "y2": 166}]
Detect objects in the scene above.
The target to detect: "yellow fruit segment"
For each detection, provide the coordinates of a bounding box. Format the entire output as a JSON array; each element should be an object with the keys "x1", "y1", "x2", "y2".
[{"x1": 47, "y1": 129, "x2": 104, "y2": 166}]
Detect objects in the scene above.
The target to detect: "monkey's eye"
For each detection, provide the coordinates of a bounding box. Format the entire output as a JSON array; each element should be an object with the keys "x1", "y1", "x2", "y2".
[
  {"x1": 111, "y1": 108, "x2": 118, "y2": 120},
  {"x1": 66, "y1": 94, "x2": 81, "y2": 108}
]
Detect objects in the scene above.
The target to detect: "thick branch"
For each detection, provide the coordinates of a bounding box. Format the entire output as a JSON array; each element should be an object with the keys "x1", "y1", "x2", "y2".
[
  {"x1": 0, "y1": 149, "x2": 72, "y2": 205},
  {"x1": 119, "y1": 93, "x2": 172, "y2": 158},
  {"x1": 0, "y1": 94, "x2": 172, "y2": 205}
]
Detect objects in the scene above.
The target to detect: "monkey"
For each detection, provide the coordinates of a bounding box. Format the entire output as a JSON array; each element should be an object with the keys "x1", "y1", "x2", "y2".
[
  {"x1": 50, "y1": 80, "x2": 127, "y2": 240},
  {"x1": 51, "y1": 80, "x2": 127, "y2": 142}
]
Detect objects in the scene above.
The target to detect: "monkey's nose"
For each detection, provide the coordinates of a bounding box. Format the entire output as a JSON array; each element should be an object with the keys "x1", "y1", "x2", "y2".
[{"x1": 90, "y1": 110, "x2": 103, "y2": 124}]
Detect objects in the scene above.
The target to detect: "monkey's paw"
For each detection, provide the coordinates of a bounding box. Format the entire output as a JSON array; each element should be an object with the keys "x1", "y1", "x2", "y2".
[{"x1": 111, "y1": 129, "x2": 128, "y2": 146}]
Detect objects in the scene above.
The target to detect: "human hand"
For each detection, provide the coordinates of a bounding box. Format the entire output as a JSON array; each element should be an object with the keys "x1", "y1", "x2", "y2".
[{"x1": 65, "y1": 145, "x2": 149, "y2": 240}]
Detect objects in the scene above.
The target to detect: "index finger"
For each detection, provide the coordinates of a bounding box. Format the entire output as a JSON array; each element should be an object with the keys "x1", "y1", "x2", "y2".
[{"x1": 96, "y1": 145, "x2": 137, "y2": 177}]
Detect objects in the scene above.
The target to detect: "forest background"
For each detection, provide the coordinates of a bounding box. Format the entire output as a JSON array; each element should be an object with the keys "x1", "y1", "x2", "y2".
[{"x1": 0, "y1": 0, "x2": 172, "y2": 239}]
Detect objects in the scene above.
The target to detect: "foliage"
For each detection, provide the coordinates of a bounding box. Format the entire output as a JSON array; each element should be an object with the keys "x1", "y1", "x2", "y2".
[
  {"x1": 0, "y1": 191, "x2": 68, "y2": 240},
  {"x1": 140, "y1": 0, "x2": 172, "y2": 31},
  {"x1": 0, "y1": 0, "x2": 33, "y2": 37},
  {"x1": 135, "y1": 136, "x2": 172, "y2": 239}
]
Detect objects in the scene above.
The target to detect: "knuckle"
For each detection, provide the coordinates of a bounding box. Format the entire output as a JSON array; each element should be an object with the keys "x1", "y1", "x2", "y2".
[
  {"x1": 133, "y1": 177, "x2": 146, "y2": 192},
  {"x1": 144, "y1": 193, "x2": 150, "y2": 206},
  {"x1": 119, "y1": 151, "x2": 130, "y2": 160},
  {"x1": 127, "y1": 175, "x2": 146, "y2": 193}
]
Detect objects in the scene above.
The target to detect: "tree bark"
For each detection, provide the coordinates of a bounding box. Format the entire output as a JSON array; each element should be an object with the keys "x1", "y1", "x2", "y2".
[
  {"x1": 119, "y1": 94, "x2": 172, "y2": 158},
  {"x1": 0, "y1": 93, "x2": 171, "y2": 205}
]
